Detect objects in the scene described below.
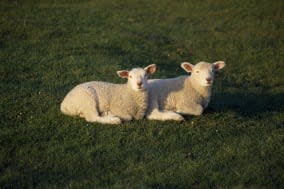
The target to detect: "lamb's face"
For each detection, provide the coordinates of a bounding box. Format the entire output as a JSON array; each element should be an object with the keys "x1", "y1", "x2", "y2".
[
  {"x1": 192, "y1": 62, "x2": 215, "y2": 86},
  {"x1": 128, "y1": 68, "x2": 149, "y2": 91},
  {"x1": 117, "y1": 64, "x2": 156, "y2": 92},
  {"x1": 181, "y1": 61, "x2": 225, "y2": 87}
]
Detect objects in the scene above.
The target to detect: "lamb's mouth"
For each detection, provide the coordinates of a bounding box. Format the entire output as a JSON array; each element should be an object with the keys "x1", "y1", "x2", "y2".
[
  {"x1": 203, "y1": 82, "x2": 212, "y2": 87},
  {"x1": 137, "y1": 86, "x2": 145, "y2": 91},
  {"x1": 205, "y1": 80, "x2": 213, "y2": 85}
]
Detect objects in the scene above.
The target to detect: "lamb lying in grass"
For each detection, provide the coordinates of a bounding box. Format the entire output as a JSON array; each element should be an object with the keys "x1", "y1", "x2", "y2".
[
  {"x1": 146, "y1": 61, "x2": 225, "y2": 121},
  {"x1": 60, "y1": 64, "x2": 156, "y2": 124}
]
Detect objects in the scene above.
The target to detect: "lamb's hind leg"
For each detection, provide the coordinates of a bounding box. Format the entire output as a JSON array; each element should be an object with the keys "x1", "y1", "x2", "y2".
[
  {"x1": 82, "y1": 87, "x2": 121, "y2": 125},
  {"x1": 177, "y1": 104, "x2": 203, "y2": 116},
  {"x1": 86, "y1": 115, "x2": 121, "y2": 125},
  {"x1": 94, "y1": 112, "x2": 122, "y2": 124}
]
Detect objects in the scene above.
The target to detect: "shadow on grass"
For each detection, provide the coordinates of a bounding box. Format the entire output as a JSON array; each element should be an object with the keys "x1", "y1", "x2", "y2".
[{"x1": 209, "y1": 92, "x2": 284, "y2": 117}]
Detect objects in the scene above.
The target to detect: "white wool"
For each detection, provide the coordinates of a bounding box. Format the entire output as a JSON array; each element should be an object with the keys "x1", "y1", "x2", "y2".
[
  {"x1": 60, "y1": 64, "x2": 156, "y2": 124},
  {"x1": 146, "y1": 61, "x2": 225, "y2": 121}
]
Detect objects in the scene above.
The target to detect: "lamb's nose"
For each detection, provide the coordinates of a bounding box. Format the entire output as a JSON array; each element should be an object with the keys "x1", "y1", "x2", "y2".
[
  {"x1": 137, "y1": 81, "x2": 142, "y2": 86},
  {"x1": 206, "y1": 77, "x2": 212, "y2": 82}
]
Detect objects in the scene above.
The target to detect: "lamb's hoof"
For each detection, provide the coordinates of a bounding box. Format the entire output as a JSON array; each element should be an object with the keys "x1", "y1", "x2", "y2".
[
  {"x1": 168, "y1": 112, "x2": 184, "y2": 121},
  {"x1": 173, "y1": 114, "x2": 185, "y2": 121},
  {"x1": 107, "y1": 117, "x2": 122, "y2": 125}
]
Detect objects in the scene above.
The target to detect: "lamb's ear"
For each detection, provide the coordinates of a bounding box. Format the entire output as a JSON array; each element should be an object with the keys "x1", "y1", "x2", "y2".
[
  {"x1": 213, "y1": 61, "x2": 225, "y2": 70},
  {"x1": 144, "y1": 64, "x2": 156, "y2": 75},
  {"x1": 181, "y1": 62, "x2": 194, "y2": 73},
  {"x1": 117, "y1": 70, "x2": 129, "y2": 78}
]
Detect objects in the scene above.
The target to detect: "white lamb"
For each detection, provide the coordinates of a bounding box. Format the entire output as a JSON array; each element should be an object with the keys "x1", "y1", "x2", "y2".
[
  {"x1": 146, "y1": 61, "x2": 225, "y2": 121},
  {"x1": 60, "y1": 64, "x2": 156, "y2": 124}
]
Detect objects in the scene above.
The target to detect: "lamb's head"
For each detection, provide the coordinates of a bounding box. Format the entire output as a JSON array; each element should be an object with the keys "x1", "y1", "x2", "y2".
[
  {"x1": 117, "y1": 64, "x2": 156, "y2": 91},
  {"x1": 181, "y1": 61, "x2": 225, "y2": 87}
]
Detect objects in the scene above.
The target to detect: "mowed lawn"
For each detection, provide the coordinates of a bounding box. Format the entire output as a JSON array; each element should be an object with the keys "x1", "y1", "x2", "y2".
[{"x1": 1, "y1": 0, "x2": 284, "y2": 188}]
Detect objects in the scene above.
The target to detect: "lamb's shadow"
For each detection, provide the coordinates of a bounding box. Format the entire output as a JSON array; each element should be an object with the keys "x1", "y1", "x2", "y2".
[{"x1": 207, "y1": 91, "x2": 284, "y2": 117}]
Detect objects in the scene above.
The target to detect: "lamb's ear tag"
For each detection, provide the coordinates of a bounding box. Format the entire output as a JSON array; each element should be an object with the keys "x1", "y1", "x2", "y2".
[
  {"x1": 117, "y1": 70, "x2": 129, "y2": 78},
  {"x1": 181, "y1": 62, "x2": 194, "y2": 73},
  {"x1": 213, "y1": 61, "x2": 226, "y2": 70},
  {"x1": 145, "y1": 64, "x2": 156, "y2": 75}
]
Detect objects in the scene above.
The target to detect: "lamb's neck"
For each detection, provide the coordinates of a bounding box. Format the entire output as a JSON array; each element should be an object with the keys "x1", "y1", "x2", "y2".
[
  {"x1": 187, "y1": 78, "x2": 212, "y2": 98},
  {"x1": 126, "y1": 84, "x2": 147, "y2": 99},
  {"x1": 126, "y1": 84, "x2": 148, "y2": 119}
]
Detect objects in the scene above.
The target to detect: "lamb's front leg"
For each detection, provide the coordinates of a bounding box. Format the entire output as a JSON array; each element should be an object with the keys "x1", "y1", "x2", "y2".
[
  {"x1": 147, "y1": 109, "x2": 184, "y2": 121},
  {"x1": 177, "y1": 104, "x2": 204, "y2": 116},
  {"x1": 107, "y1": 111, "x2": 132, "y2": 122},
  {"x1": 146, "y1": 98, "x2": 184, "y2": 121}
]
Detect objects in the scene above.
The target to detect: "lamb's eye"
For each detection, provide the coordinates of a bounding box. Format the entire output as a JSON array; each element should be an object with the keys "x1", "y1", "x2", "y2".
[
  {"x1": 129, "y1": 75, "x2": 132, "y2": 78},
  {"x1": 196, "y1": 71, "x2": 199, "y2": 73}
]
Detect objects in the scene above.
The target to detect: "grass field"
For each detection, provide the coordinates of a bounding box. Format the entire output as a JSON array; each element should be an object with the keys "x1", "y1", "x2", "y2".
[{"x1": 1, "y1": 0, "x2": 284, "y2": 188}]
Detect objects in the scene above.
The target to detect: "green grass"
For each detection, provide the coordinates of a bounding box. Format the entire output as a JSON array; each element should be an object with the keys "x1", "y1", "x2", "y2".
[{"x1": 1, "y1": 0, "x2": 284, "y2": 188}]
